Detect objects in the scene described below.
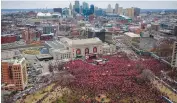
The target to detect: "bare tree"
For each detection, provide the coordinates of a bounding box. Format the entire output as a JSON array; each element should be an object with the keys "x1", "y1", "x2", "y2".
[
  {"x1": 141, "y1": 69, "x2": 155, "y2": 81},
  {"x1": 57, "y1": 62, "x2": 65, "y2": 71},
  {"x1": 48, "y1": 62, "x2": 54, "y2": 74}
]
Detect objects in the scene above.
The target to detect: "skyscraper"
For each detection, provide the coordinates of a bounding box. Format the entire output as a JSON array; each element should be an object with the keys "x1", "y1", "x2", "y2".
[
  {"x1": 94, "y1": 6, "x2": 98, "y2": 11},
  {"x1": 118, "y1": 7, "x2": 123, "y2": 15},
  {"x1": 125, "y1": 8, "x2": 134, "y2": 18},
  {"x1": 69, "y1": 3, "x2": 72, "y2": 10},
  {"x1": 115, "y1": 3, "x2": 119, "y2": 14},
  {"x1": 90, "y1": 4, "x2": 94, "y2": 14},
  {"x1": 80, "y1": 6, "x2": 83, "y2": 14},
  {"x1": 107, "y1": 4, "x2": 113, "y2": 13},
  {"x1": 83, "y1": 2, "x2": 89, "y2": 10},
  {"x1": 134, "y1": 7, "x2": 141, "y2": 17},
  {"x1": 63, "y1": 8, "x2": 69, "y2": 16},
  {"x1": 69, "y1": 3, "x2": 73, "y2": 16},
  {"x1": 95, "y1": 9, "x2": 104, "y2": 16},
  {"x1": 82, "y1": 2, "x2": 89, "y2": 15},
  {"x1": 74, "y1": 0, "x2": 80, "y2": 13}
]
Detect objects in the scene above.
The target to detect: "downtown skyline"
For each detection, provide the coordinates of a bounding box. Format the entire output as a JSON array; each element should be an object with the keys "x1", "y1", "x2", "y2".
[{"x1": 2, "y1": 1, "x2": 177, "y2": 9}]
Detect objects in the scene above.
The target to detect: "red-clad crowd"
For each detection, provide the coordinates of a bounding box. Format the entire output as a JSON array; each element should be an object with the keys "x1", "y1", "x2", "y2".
[{"x1": 64, "y1": 52, "x2": 169, "y2": 102}]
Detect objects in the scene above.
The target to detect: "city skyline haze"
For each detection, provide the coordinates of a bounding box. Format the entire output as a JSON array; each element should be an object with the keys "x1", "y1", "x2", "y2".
[{"x1": 2, "y1": 1, "x2": 177, "y2": 9}]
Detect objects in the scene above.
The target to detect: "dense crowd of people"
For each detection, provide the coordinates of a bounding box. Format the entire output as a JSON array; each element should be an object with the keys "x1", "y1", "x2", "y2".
[{"x1": 63, "y1": 52, "x2": 169, "y2": 102}]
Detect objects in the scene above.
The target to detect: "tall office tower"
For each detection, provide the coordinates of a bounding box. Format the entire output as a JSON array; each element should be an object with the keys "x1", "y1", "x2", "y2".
[
  {"x1": 122, "y1": 9, "x2": 126, "y2": 15},
  {"x1": 63, "y1": 8, "x2": 69, "y2": 16},
  {"x1": 171, "y1": 42, "x2": 177, "y2": 68},
  {"x1": 115, "y1": 3, "x2": 119, "y2": 14},
  {"x1": 94, "y1": 6, "x2": 98, "y2": 13},
  {"x1": 134, "y1": 7, "x2": 140, "y2": 17},
  {"x1": 74, "y1": 0, "x2": 80, "y2": 13},
  {"x1": 82, "y1": 2, "x2": 89, "y2": 15},
  {"x1": 83, "y1": 2, "x2": 89, "y2": 10},
  {"x1": 1, "y1": 58, "x2": 28, "y2": 91},
  {"x1": 95, "y1": 9, "x2": 104, "y2": 16},
  {"x1": 90, "y1": 4, "x2": 95, "y2": 14},
  {"x1": 118, "y1": 7, "x2": 123, "y2": 15},
  {"x1": 126, "y1": 8, "x2": 134, "y2": 18},
  {"x1": 80, "y1": 6, "x2": 83, "y2": 14},
  {"x1": 107, "y1": 4, "x2": 113, "y2": 13},
  {"x1": 69, "y1": 3, "x2": 73, "y2": 15}
]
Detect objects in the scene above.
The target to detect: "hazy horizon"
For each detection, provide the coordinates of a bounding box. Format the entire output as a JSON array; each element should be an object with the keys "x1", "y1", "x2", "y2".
[{"x1": 2, "y1": 1, "x2": 177, "y2": 9}]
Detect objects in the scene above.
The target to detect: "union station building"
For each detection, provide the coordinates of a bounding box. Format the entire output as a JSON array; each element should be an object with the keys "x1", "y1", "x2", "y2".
[{"x1": 45, "y1": 37, "x2": 116, "y2": 60}]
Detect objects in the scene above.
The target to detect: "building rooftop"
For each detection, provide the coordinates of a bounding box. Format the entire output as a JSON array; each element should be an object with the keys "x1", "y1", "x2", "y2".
[
  {"x1": 45, "y1": 40, "x2": 65, "y2": 49},
  {"x1": 89, "y1": 27, "x2": 104, "y2": 32},
  {"x1": 71, "y1": 37, "x2": 102, "y2": 46},
  {"x1": 124, "y1": 32, "x2": 140, "y2": 38},
  {"x1": 2, "y1": 57, "x2": 25, "y2": 65},
  {"x1": 41, "y1": 33, "x2": 54, "y2": 36},
  {"x1": 53, "y1": 49, "x2": 70, "y2": 53},
  {"x1": 37, "y1": 12, "x2": 52, "y2": 17},
  {"x1": 119, "y1": 15, "x2": 131, "y2": 19},
  {"x1": 102, "y1": 43, "x2": 110, "y2": 48},
  {"x1": 36, "y1": 54, "x2": 53, "y2": 59}
]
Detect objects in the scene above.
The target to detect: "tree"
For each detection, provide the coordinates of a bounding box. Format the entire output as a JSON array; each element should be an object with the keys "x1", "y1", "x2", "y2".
[
  {"x1": 154, "y1": 39, "x2": 174, "y2": 57},
  {"x1": 48, "y1": 63, "x2": 54, "y2": 74},
  {"x1": 57, "y1": 62, "x2": 65, "y2": 71},
  {"x1": 141, "y1": 69, "x2": 155, "y2": 81}
]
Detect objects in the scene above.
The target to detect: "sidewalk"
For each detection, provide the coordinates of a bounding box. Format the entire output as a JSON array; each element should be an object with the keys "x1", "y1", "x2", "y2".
[{"x1": 153, "y1": 80, "x2": 177, "y2": 103}]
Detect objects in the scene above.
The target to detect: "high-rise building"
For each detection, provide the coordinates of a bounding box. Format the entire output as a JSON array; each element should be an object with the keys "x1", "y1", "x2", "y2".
[
  {"x1": 80, "y1": 6, "x2": 83, "y2": 14},
  {"x1": 95, "y1": 9, "x2": 104, "y2": 16},
  {"x1": 63, "y1": 8, "x2": 69, "y2": 16},
  {"x1": 118, "y1": 7, "x2": 123, "y2": 15},
  {"x1": 125, "y1": 8, "x2": 134, "y2": 18},
  {"x1": 22, "y1": 28, "x2": 41, "y2": 44},
  {"x1": 1, "y1": 58, "x2": 28, "y2": 91},
  {"x1": 83, "y1": 2, "x2": 89, "y2": 10},
  {"x1": 69, "y1": 3, "x2": 73, "y2": 10},
  {"x1": 69, "y1": 9, "x2": 72, "y2": 16},
  {"x1": 115, "y1": 3, "x2": 119, "y2": 14},
  {"x1": 122, "y1": 9, "x2": 126, "y2": 15},
  {"x1": 69, "y1": 3, "x2": 73, "y2": 15},
  {"x1": 134, "y1": 7, "x2": 140, "y2": 17},
  {"x1": 42, "y1": 24, "x2": 55, "y2": 34},
  {"x1": 82, "y1": 2, "x2": 88, "y2": 15},
  {"x1": 90, "y1": 4, "x2": 94, "y2": 14},
  {"x1": 53, "y1": 8, "x2": 62, "y2": 14},
  {"x1": 106, "y1": 4, "x2": 113, "y2": 13},
  {"x1": 74, "y1": 0, "x2": 80, "y2": 13},
  {"x1": 94, "y1": 6, "x2": 98, "y2": 13}
]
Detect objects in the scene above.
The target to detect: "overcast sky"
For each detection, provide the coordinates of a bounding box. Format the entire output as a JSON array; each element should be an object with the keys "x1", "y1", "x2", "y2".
[{"x1": 2, "y1": 1, "x2": 177, "y2": 9}]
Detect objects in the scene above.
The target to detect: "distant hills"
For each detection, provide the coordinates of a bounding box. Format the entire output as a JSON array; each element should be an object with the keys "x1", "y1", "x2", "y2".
[{"x1": 140, "y1": 9, "x2": 177, "y2": 13}]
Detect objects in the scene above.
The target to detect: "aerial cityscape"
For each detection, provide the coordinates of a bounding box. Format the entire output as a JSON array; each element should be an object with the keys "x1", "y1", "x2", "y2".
[{"x1": 1, "y1": 1, "x2": 177, "y2": 103}]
